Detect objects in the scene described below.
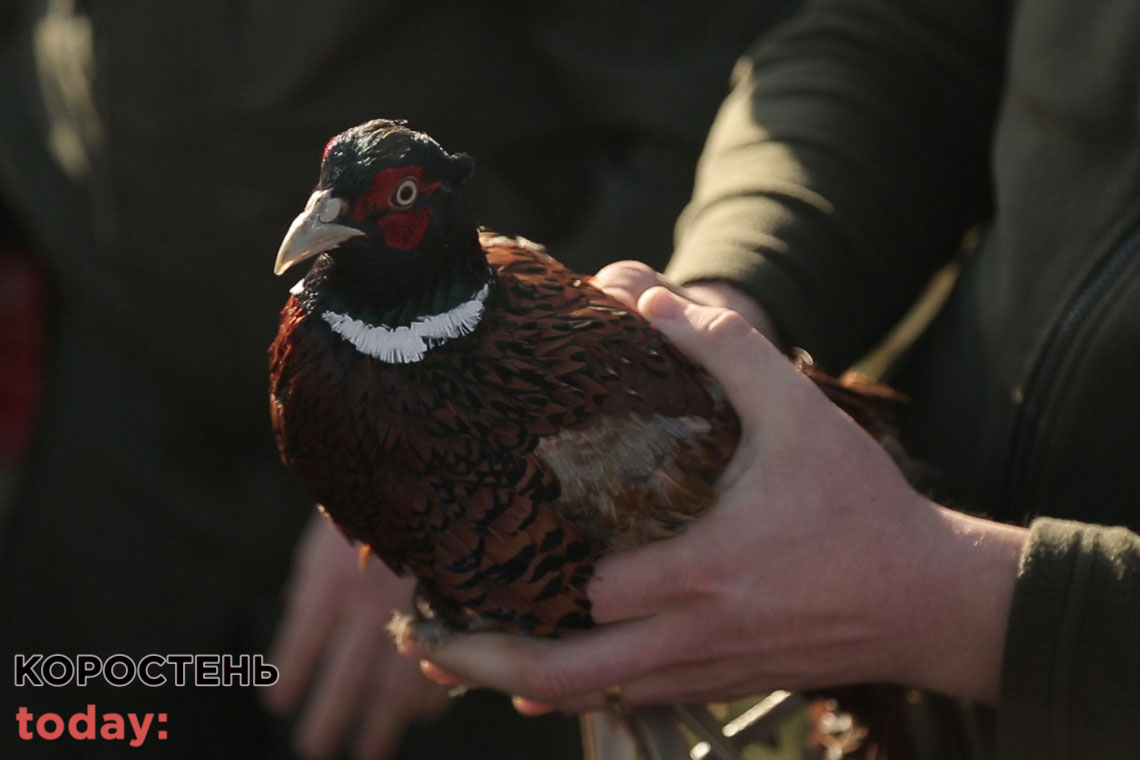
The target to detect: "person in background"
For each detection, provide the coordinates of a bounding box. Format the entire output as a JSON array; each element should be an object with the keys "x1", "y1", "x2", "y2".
[
  {"x1": 0, "y1": 1, "x2": 802, "y2": 757},
  {"x1": 413, "y1": 1, "x2": 1140, "y2": 758}
]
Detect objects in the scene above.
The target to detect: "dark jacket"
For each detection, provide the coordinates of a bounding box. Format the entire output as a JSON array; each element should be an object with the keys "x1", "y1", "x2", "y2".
[
  {"x1": 0, "y1": 1, "x2": 799, "y2": 757},
  {"x1": 668, "y1": 0, "x2": 1140, "y2": 757}
]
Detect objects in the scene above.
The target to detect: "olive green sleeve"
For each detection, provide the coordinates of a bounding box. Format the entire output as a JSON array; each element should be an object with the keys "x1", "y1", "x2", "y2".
[
  {"x1": 997, "y1": 518, "x2": 1140, "y2": 759},
  {"x1": 668, "y1": 0, "x2": 1006, "y2": 370}
]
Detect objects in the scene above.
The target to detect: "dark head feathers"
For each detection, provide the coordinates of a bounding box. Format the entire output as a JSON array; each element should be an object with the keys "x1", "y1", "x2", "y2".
[{"x1": 319, "y1": 119, "x2": 475, "y2": 198}]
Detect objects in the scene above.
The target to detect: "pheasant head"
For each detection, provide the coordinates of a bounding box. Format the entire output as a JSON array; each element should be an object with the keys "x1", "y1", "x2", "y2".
[{"x1": 274, "y1": 119, "x2": 491, "y2": 363}]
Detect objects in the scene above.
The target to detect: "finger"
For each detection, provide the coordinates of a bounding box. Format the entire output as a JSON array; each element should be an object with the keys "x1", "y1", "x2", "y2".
[
  {"x1": 586, "y1": 539, "x2": 703, "y2": 624},
  {"x1": 347, "y1": 656, "x2": 407, "y2": 760},
  {"x1": 294, "y1": 614, "x2": 385, "y2": 760},
  {"x1": 603, "y1": 657, "x2": 765, "y2": 707},
  {"x1": 511, "y1": 696, "x2": 556, "y2": 717},
  {"x1": 265, "y1": 516, "x2": 358, "y2": 713},
  {"x1": 681, "y1": 281, "x2": 782, "y2": 343},
  {"x1": 421, "y1": 616, "x2": 681, "y2": 712},
  {"x1": 419, "y1": 660, "x2": 470, "y2": 686},
  {"x1": 264, "y1": 575, "x2": 343, "y2": 713},
  {"x1": 350, "y1": 692, "x2": 405, "y2": 760},
  {"x1": 352, "y1": 655, "x2": 446, "y2": 760},
  {"x1": 637, "y1": 287, "x2": 795, "y2": 428},
  {"x1": 590, "y1": 261, "x2": 673, "y2": 309}
]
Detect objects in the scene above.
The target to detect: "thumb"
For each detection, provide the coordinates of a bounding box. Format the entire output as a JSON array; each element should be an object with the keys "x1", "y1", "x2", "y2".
[
  {"x1": 638, "y1": 286, "x2": 796, "y2": 428},
  {"x1": 591, "y1": 260, "x2": 673, "y2": 311}
]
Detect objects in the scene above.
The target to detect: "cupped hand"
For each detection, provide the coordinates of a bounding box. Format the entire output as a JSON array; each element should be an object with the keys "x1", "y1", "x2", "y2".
[
  {"x1": 265, "y1": 514, "x2": 448, "y2": 760},
  {"x1": 409, "y1": 265, "x2": 1026, "y2": 712}
]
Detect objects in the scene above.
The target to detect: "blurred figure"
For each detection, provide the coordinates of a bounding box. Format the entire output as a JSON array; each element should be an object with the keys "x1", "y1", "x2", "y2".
[
  {"x1": 0, "y1": 0, "x2": 801, "y2": 758},
  {"x1": 0, "y1": 234, "x2": 45, "y2": 504}
]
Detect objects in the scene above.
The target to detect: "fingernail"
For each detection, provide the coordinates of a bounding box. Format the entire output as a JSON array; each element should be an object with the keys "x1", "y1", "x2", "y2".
[
  {"x1": 419, "y1": 659, "x2": 467, "y2": 686},
  {"x1": 512, "y1": 696, "x2": 556, "y2": 716},
  {"x1": 394, "y1": 635, "x2": 423, "y2": 660},
  {"x1": 639, "y1": 287, "x2": 684, "y2": 321}
]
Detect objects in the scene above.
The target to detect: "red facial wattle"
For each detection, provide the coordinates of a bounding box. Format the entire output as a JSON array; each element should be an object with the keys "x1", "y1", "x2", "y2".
[
  {"x1": 378, "y1": 211, "x2": 430, "y2": 250},
  {"x1": 351, "y1": 165, "x2": 441, "y2": 251}
]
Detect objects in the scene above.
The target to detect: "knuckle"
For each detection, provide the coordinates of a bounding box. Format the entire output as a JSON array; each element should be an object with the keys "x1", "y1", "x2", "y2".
[
  {"x1": 673, "y1": 551, "x2": 727, "y2": 604},
  {"x1": 522, "y1": 657, "x2": 581, "y2": 705},
  {"x1": 632, "y1": 621, "x2": 701, "y2": 676},
  {"x1": 525, "y1": 672, "x2": 569, "y2": 706},
  {"x1": 703, "y1": 307, "x2": 755, "y2": 347}
]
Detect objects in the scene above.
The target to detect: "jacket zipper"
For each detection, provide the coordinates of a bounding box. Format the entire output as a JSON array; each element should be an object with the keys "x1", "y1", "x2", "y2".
[{"x1": 1003, "y1": 224, "x2": 1140, "y2": 522}]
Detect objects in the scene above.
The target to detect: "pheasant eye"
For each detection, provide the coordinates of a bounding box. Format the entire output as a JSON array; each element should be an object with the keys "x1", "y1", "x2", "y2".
[{"x1": 390, "y1": 177, "x2": 419, "y2": 209}]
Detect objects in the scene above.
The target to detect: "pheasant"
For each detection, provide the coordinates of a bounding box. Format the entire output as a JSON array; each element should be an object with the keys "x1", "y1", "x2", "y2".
[{"x1": 269, "y1": 119, "x2": 910, "y2": 759}]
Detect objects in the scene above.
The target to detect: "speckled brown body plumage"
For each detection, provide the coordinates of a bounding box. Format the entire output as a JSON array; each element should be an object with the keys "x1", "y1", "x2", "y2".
[{"x1": 270, "y1": 232, "x2": 740, "y2": 635}]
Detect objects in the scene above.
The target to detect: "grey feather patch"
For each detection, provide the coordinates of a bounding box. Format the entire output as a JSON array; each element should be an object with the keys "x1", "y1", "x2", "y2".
[{"x1": 536, "y1": 414, "x2": 715, "y2": 548}]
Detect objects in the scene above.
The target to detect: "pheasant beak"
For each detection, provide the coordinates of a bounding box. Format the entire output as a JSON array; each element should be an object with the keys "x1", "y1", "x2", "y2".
[{"x1": 273, "y1": 190, "x2": 365, "y2": 275}]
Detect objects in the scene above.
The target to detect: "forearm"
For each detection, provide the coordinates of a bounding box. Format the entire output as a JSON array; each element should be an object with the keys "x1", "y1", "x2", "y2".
[
  {"x1": 881, "y1": 507, "x2": 1140, "y2": 749},
  {"x1": 669, "y1": 0, "x2": 1006, "y2": 369}
]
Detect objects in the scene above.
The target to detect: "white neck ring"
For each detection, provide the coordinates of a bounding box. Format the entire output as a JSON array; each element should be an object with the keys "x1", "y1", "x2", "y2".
[{"x1": 321, "y1": 281, "x2": 491, "y2": 364}]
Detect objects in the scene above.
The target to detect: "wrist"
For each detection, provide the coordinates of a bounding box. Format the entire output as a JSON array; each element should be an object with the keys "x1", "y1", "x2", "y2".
[{"x1": 886, "y1": 504, "x2": 1027, "y2": 703}]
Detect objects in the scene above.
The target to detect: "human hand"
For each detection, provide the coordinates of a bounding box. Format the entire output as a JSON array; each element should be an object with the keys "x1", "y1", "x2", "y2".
[
  {"x1": 265, "y1": 514, "x2": 447, "y2": 759},
  {"x1": 591, "y1": 260, "x2": 782, "y2": 342},
  {"x1": 408, "y1": 279, "x2": 1027, "y2": 712}
]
